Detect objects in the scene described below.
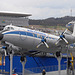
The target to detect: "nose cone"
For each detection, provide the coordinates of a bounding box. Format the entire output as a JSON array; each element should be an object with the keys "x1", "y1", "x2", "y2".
[{"x1": 0, "y1": 33, "x2": 3, "y2": 40}]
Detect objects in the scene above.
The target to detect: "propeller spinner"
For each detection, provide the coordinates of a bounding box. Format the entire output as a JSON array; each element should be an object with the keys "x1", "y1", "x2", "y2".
[{"x1": 36, "y1": 37, "x2": 49, "y2": 48}]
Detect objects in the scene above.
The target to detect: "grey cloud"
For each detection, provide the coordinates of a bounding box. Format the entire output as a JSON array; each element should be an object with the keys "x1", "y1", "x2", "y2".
[{"x1": 0, "y1": 0, "x2": 75, "y2": 19}]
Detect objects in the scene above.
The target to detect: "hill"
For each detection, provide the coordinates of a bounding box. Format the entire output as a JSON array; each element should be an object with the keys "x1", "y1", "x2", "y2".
[{"x1": 29, "y1": 16, "x2": 75, "y2": 27}]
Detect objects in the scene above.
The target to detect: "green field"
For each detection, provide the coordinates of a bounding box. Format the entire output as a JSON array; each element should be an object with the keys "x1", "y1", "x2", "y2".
[{"x1": 28, "y1": 25, "x2": 66, "y2": 30}]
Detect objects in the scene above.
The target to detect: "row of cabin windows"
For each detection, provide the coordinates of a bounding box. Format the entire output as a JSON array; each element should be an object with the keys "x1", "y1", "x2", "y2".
[{"x1": 4, "y1": 27, "x2": 55, "y2": 40}]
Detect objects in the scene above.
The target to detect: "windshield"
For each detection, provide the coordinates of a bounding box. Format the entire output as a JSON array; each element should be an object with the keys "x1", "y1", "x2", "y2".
[{"x1": 3, "y1": 26, "x2": 14, "y2": 31}]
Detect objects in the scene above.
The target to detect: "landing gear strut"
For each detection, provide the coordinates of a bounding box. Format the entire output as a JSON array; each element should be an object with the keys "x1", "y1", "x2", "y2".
[
  {"x1": 55, "y1": 51, "x2": 62, "y2": 75},
  {"x1": 20, "y1": 56, "x2": 27, "y2": 75},
  {"x1": 10, "y1": 50, "x2": 13, "y2": 75}
]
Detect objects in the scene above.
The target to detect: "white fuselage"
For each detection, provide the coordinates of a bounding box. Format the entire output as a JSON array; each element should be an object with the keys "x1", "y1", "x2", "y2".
[{"x1": 1, "y1": 25, "x2": 75, "y2": 53}]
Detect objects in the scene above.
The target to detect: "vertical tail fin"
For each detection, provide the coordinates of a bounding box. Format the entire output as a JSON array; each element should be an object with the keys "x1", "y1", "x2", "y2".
[
  {"x1": 66, "y1": 21, "x2": 75, "y2": 36},
  {"x1": 72, "y1": 22, "x2": 75, "y2": 36}
]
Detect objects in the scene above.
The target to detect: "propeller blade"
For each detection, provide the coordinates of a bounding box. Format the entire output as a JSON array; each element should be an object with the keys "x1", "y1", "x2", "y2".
[
  {"x1": 61, "y1": 29, "x2": 67, "y2": 35},
  {"x1": 55, "y1": 38, "x2": 61, "y2": 45},
  {"x1": 36, "y1": 42, "x2": 43, "y2": 48},
  {"x1": 55, "y1": 37, "x2": 68, "y2": 45},
  {"x1": 63, "y1": 29, "x2": 68, "y2": 34},
  {"x1": 62, "y1": 37, "x2": 69, "y2": 44},
  {"x1": 44, "y1": 42, "x2": 49, "y2": 48}
]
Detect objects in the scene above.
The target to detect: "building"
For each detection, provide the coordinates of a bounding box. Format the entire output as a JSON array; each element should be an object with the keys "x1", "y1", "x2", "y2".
[{"x1": 0, "y1": 12, "x2": 31, "y2": 30}]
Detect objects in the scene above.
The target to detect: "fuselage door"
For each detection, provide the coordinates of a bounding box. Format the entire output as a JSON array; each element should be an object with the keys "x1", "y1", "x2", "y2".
[{"x1": 19, "y1": 28, "x2": 27, "y2": 40}]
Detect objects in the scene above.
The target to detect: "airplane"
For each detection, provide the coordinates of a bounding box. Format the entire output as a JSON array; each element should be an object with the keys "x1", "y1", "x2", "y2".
[{"x1": 0, "y1": 21, "x2": 75, "y2": 56}]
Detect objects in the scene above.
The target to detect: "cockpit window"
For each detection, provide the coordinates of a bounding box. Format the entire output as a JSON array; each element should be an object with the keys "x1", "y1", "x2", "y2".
[
  {"x1": 3, "y1": 26, "x2": 14, "y2": 31},
  {"x1": 7, "y1": 27, "x2": 10, "y2": 30}
]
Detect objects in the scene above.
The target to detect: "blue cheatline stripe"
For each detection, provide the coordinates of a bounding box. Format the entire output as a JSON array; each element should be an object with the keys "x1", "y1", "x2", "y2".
[
  {"x1": 3, "y1": 31, "x2": 44, "y2": 38},
  {"x1": 4, "y1": 31, "x2": 20, "y2": 35},
  {"x1": 3, "y1": 31, "x2": 57, "y2": 40}
]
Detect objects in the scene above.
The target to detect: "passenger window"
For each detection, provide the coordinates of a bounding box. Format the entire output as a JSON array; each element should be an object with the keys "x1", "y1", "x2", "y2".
[
  {"x1": 7, "y1": 27, "x2": 10, "y2": 30},
  {"x1": 37, "y1": 34, "x2": 41, "y2": 38},
  {"x1": 10, "y1": 27, "x2": 14, "y2": 30},
  {"x1": 37, "y1": 34, "x2": 43, "y2": 38}
]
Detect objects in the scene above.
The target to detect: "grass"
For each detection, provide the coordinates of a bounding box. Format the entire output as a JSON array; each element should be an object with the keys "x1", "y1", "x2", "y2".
[{"x1": 29, "y1": 25, "x2": 66, "y2": 30}]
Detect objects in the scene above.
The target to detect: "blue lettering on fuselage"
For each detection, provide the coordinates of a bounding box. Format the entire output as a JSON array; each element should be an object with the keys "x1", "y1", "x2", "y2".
[{"x1": 27, "y1": 29, "x2": 46, "y2": 36}]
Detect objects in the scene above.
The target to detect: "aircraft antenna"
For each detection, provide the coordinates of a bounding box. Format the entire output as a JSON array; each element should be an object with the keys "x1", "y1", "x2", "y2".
[
  {"x1": 10, "y1": 23, "x2": 12, "y2": 25},
  {"x1": 71, "y1": 9, "x2": 72, "y2": 17}
]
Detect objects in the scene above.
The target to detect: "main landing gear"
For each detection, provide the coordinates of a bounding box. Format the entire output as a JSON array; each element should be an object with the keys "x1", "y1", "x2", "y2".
[
  {"x1": 55, "y1": 51, "x2": 62, "y2": 75},
  {"x1": 20, "y1": 56, "x2": 27, "y2": 75}
]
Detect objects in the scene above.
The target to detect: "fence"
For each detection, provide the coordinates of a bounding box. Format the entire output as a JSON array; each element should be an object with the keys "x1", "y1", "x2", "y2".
[
  {"x1": 26, "y1": 64, "x2": 67, "y2": 73},
  {"x1": 0, "y1": 64, "x2": 67, "y2": 75}
]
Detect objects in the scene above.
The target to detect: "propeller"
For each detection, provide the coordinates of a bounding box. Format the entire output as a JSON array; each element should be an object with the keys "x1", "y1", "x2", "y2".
[
  {"x1": 36, "y1": 37, "x2": 49, "y2": 48},
  {"x1": 55, "y1": 29, "x2": 69, "y2": 45}
]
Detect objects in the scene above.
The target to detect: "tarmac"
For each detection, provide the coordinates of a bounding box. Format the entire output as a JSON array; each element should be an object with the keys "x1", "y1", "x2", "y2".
[
  {"x1": 32, "y1": 70, "x2": 67, "y2": 75},
  {"x1": 32, "y1": 70, "x2": 74, "y2": 75},
  {"x1": 0, "y1": 70, "x2": 74, "y2": 75}
]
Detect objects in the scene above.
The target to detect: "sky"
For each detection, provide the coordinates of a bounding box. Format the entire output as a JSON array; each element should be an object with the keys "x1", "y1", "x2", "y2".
[{"x1": 0, "y1": 0, "x2": 75, "y2": 19}]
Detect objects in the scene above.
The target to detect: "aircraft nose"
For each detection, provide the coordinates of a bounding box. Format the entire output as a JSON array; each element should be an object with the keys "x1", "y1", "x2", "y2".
[{"x1": 0, "y1": 33, "x2": 3, "y2": 40}]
